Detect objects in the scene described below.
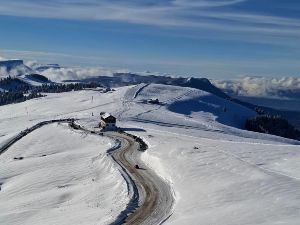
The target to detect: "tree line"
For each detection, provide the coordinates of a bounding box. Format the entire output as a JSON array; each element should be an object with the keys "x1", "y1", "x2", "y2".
[
  {"x1": 0, "y1": 77, "x2": 104, "y2": 106},
  {"x1": 245, "y1": 114, "x2": 300, "y2": 141},
  {"x1": 0, "y1": 92, "x2": 44, "y2": 106}
]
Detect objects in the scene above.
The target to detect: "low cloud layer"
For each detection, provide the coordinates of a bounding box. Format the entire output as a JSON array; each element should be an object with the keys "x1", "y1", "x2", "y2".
[
  {"x1": 0, "y1": 61, "x2": 32, "y2": 77},
  {"x1": 0, "y1": 57, "x2": 128, "y2": 81},
  {"x1": 213, "y1": 77, "x2": 300, "y2": 98},
  {"x1": 40, "y1": 67, "x2": 117, "y2": 82},
  {"x1": 0, "y1": 67, "x2": 26, "y2": 77},
  {"x1": 2, "y1": 56, "x2": 300, "y2": 100}
]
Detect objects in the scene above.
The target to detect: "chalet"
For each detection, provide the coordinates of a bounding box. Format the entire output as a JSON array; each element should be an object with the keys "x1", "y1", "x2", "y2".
[
  {"x1": 148, "y1": 98, "x2": 159, "y2": 104},
  {"x1": 99, "y1": 112, "x2": 117, "y2": 131}
]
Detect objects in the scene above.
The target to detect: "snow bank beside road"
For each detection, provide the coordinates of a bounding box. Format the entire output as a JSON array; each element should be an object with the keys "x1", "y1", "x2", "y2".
[
  {"x1": 125, "y1": 83, "x2": 300, "y2": 225},
  {"x1": 138, "y1": 130, "x2": 300, "y2": 225},
  {"x1": 0, "y1": 123, "x2": 129, "y2": 225}
]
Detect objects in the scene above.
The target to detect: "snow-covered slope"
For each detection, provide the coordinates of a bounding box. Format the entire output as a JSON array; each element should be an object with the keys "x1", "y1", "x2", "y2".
[
  {"x1": 17, "y1": 74, "x2": 52, "y2": 86},
  {"x1": 131, "y1": 83, "x2": 256, "y2": 129},
  {"x1": 1, "y1": 83, "x2": 300, "y2": 225},
  {"x1": 140, "y1": 130, "x2": 300, "y2": 225},
  {"x1": 0, "y1": 124, "x2": 127, "y2": 225},
  {"x1": 0, "y1": 87, "x2": 131, "y2": 225},
  {"x1": 121, "y1": 84, "x2": 300, "y2": 225}
]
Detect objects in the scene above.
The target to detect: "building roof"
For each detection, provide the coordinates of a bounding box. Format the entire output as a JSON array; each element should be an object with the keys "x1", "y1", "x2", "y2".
[{"x1": 101, "y1": 112, "x2": 115, "y2": 120}]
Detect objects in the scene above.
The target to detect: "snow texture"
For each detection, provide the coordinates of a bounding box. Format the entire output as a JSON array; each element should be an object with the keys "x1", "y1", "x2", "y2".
[{"x1": 1, "y1": 83, "x2": 300, "y2": 225}]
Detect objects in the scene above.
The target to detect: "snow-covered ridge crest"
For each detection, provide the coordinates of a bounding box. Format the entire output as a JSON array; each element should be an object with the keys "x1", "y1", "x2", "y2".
[{"x1": 132, "y1": 83, "x2": 256, "y2": 129}]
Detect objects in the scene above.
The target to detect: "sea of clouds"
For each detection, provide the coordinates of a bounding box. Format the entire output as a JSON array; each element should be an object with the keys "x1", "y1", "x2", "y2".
[
  {"x1": 0, "y1": 58, "x2": 32, "y2": 77},
  {"x1": 25, "y1": 61, "x2": 130, "y2": 82},
  {"x1": 40, "y1": 67, "x2": 114, "y2": 82},
  {"x1": 0, "y1": 58, "x2": 128, "y2": 82},
  {"x1": 212, "y1": 77, "x2": 300, "y2": 99},
  {"x1": 1, "y1": 57, "x2": 300, "y2": 100}
]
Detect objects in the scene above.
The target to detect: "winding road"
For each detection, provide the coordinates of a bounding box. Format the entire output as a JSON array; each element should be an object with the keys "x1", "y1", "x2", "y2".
[
  {"x1": 0, "y1": 120, "x2": 174, "y2": 225},
  {"x1": 107, "y1": 132, "x2": 174, "y2": 225}
]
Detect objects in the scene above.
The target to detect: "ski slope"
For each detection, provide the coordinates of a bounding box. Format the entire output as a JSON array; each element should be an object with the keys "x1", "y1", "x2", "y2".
[
  {"x1": 1, "y1": 83, "x2": 300, "y2": 225},
  {"x1": 0, "y1": 123, "x2": 128, "y2": 225},
  {"x1": 140, "y1": 131, "x2": 300, "y2": 225}
]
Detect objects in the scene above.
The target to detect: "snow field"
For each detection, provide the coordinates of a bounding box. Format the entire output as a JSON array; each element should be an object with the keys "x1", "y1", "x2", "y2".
[
  {"x1": 0, "y1": 123, "x2": 129, "y2": 225},
  {"x1": 124, "y1": 83, "x2": 300, "y2": 225},
  {"x1": 139, "y1": 131, "x2": 300, "y2": 225},
  {"x1": 1, "y1": 83, "x2": 300, "y2": 225}
]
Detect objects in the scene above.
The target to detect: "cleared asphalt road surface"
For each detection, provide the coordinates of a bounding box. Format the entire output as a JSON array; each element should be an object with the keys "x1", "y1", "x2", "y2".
[{"x1": 107, "y1": 132, "x2": 174, "y2": 225}]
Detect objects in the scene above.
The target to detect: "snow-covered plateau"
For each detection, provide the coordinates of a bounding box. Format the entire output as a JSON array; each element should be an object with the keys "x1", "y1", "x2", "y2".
[{"x1": 1, "y1": 83, "x2": 300, "y2": 225}]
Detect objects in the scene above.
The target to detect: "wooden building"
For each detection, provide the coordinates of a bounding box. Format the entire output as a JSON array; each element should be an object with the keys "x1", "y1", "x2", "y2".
[{"x1": 99, "y1": 112, "x2": 117, "y2": 131}]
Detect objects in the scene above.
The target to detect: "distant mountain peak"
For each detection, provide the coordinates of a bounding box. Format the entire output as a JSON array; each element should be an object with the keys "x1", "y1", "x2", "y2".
[{"x1": 0, "y1": 59, "x2": 32, "y2": 75}]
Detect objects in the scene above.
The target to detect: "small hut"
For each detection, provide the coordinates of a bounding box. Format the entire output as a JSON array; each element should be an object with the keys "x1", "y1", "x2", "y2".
[
  {"x1": 99, "y1": 112, "x2": 117, "y2": 131},
  {"x1": 148, "y1": 98, "x2": 159, "y2": 104}
]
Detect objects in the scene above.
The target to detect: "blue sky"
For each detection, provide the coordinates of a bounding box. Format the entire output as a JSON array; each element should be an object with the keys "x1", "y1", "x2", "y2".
[{"x1": 0, "y1": 0, "x2": 300, "y2": 78}]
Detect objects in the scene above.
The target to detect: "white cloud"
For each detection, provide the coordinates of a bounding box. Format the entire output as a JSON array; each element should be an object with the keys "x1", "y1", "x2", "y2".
[
  {"x1": 213, "y1": 77, "x2": 300, "y2": 98},
  {"x1": 0, "y1": 52, "x2": 120, "y2": 80},
  {"x1": 0, "y1": 66, "x2": 29, "y2": 77},
  {"x1": 0, "y1": 0, "x2": 300, "y2": 45},
  {"x1": 24, "y1": 60, "x2": 41, "y2": 68},
  {"x1": 173, "y1": 0, "x2": 246, "y2": 7},
  {"x1": 40, "y1": 66, "x2": 129, "y2": 82}
]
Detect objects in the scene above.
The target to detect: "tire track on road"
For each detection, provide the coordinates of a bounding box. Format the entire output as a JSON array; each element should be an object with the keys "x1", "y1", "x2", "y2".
[
  {"x1": 72, "y1": 121, "x2": 174, "y2": 225},
  {"x1": 107, "y1": 132, "x2": 174, "y2": 225}
]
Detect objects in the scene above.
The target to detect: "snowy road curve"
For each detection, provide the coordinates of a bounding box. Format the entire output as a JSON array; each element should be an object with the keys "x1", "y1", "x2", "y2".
[
  {"x1": 0, "y1": 120, "x2": 174, "y2": 225},
  {"x1": 107, "y1": 132, "x2": 174, "y2": 225}
]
